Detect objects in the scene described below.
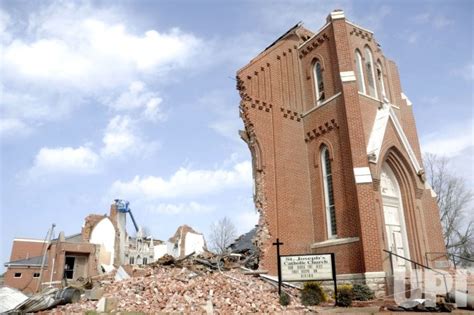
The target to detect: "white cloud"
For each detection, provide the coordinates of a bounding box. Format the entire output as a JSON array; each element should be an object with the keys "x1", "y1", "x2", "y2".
[
  {"x1": 0, "y1": 118, "x2": 32, "y2": 138},
  {"x1": 199, "y1": 90, "x2": 243, "y2": 141},
  {"x1": 432, "y1": 15, "x2": 453, "y2": 29},
  {"x1": 109, "y1": 81, "x2": 165, "y2": 121},
  {"x1": 420, "y1": 96, "x2": 440, "y2": 106},
  {"x1": 258, "y1": 1, "x2": 344, "y2": 33},
  {"x1": 101, "y1": 115, "x2": 157, "y2": 158},
  {"x1": 147, "y1": 202, "x2": 214, "y2": 215},
  {"x1": 209, "y1": 120, "x2": 241, "y2": 141},
  {"x1": 109, "y1": 160, "x2": 252, "y2": 200},
  {"x1": 2, "y1": 8, "x2": 202, "y2": 88},
  {"x1": 412, "y1": 12, "x2": 453, "y2": 29},
  {"x1": 0, "y1": 2, "x2": 203, "y2": 138},
  {"x1": 0, "y1": 83, "x2": 77, "y2": 136},
  {"x1": 29, "y1": 146, "x2": 100, "y2": 176},
  {"x1": 25, "y1": 114, "x2": 157, "y2": 178},
  {"x1": 413, "y1": 12, "x2": 430, "y2": 24},
  {"x1": 423, "y1": 134, "x2": 473, "y2": 158},
  {"x1": 0, "y1": 9, "x2": 11, "y2": 42},
  {"x1": 236, "y1": 210, "x2": 259, "y2": 235},
  {"x1": 451, "y1": 63, "x2": 474, "y2": 81},
  {"x1": 422, "y1": 119, "x2": 474, "y2": 158}
]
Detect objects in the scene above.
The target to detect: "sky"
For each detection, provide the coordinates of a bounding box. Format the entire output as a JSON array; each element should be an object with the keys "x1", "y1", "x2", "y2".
[{"x1": 0, "y1": 0, "x2": 472, "y2": 271}]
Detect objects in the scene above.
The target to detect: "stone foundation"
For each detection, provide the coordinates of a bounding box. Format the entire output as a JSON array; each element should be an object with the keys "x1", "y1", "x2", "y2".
[{"x1": 317, "y1": 272, "x2": 387, "y2": 298}]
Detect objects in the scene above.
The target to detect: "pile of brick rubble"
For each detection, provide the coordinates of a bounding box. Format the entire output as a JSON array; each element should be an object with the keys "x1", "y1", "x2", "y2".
[{"x1": 51, "y1": 264, "x2": 308, "y2": 313}]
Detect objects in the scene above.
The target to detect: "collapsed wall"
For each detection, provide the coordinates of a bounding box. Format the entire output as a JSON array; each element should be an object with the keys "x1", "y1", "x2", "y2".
[
  {"x1": 238, "y1": 78, "x2": 272, "y2": 271},
  {"x1": 168, "y1": 225, "x2": 206, "y2": 258}
]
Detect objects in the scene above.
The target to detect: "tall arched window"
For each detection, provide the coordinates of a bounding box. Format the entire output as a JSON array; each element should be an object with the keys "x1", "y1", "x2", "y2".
[
  {"x1": 321, "y1": 146, "x2": 337, "y2": 238},
  {"x1": 364, "y1": 47, "x2": 378, "y2": 98},
  {"x1": 355, "y1": 50, "x2": 366, "y2": 94},
  {"x1": 313, "y1": 61, "x2": 325, "y2": 104},
  {"x1": 376, "y1": 60, "x2": 388, "y2": 100}
]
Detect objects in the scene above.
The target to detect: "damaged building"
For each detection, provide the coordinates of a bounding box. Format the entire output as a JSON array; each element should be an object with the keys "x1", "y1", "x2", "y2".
[
  {"x1": 3, "y1": 200, "x2": 207, "y2": 293},
  {"x1": 237, "y1": 10, "x2": 447, "y2": 295},
  {"x1": 3, "y1": 233, "x2": 99, "y2": 294}
]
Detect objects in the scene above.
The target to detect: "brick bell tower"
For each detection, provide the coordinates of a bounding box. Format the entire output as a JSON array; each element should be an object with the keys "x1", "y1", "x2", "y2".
[{"x1": 237, "y1": 9, "x2": 446, "y2": 296}]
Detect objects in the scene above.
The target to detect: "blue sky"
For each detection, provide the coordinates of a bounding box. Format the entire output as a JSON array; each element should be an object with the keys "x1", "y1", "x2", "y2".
[{"x1": 1, "y1": 0, "x2": 472, "y2": 271}]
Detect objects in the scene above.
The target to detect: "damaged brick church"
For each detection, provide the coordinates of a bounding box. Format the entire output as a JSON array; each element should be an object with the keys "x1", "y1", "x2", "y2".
[{"x1": 237, "y1": 10, "x2": 446, "y2": 294}]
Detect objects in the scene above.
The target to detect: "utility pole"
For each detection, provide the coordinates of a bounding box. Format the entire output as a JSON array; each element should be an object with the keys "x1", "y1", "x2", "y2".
[{"x1": 36, "y1": 223, "x2": 55, "y2": 293}]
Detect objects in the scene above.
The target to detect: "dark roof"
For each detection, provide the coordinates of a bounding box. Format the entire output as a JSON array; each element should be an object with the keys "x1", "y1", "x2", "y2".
[
  {"x1": 4, "y1": 255, "x2": 47, "y2": 267},
  {"x1": 229, "y1": 227, "x2": 257, "y2": 253},
  {"x1": 263, "y1": 22, "x2": 302, "y2": 52},
  {"x1": 51, "y1": 232, "x2": 83, "y2": 243}
]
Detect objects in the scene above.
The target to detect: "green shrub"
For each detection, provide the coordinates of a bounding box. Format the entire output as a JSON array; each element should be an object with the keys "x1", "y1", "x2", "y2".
[
  {"x1": 352, "y1": 283, "x2": 375, "y2": 301},
  {"x1": 301, "y1": 282, "x2": 326, "y2": 306},
  {"x1": 336, "y1": 284, "x2": 353, "y2": 307},
  {"x1": 279, "y1": 292, "x2": 291, "y2": 306}
]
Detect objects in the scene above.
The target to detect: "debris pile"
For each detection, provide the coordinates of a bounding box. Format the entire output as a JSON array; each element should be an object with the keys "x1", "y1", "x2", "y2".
[
  {"x1": 382, "y1": 297, "x2": 462, "y2": 313},
  {"x1": 51, "y1": 259, "x2": 305, "y2": 313},
  {"x1": 228, "y1": 227, "x2": 259, "y2": 269}
]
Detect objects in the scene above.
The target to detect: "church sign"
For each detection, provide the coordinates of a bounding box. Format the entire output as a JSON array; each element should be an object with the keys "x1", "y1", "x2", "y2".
[
  {"x1": 273, "y1": 240, "x2": 338, "y2": 305},
  {"x1": 280, "y1": 253, "x2": 335, "y2": 282}
]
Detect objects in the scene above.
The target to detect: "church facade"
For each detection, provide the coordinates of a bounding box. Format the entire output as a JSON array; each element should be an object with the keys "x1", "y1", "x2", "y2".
[{"x1": 237, "y1": 10, "x2": 446, "y2": 294}]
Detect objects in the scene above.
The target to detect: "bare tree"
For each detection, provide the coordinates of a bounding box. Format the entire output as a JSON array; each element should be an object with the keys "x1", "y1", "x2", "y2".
[
  {"x1": 209, "y1": 217, "x2": 237, "y2": 255},
  {"x1": 424, "y1": 153, "x2": 473, "y2": 264}
]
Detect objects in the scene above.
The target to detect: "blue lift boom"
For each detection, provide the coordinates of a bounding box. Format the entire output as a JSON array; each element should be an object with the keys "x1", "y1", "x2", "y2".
[{"x1": 114, "y1": 199, "x2": 139, "y2": 232}]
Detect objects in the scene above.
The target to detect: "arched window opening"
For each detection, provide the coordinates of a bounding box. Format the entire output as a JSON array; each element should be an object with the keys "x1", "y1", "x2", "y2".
[
  {"x1": 355, "y1": 50, "x2": 366, "y2": 94},
  {"x1": 313, "y1": 61, "x2": 325, "y2": 104},
  {"x1": 377, "y1": 61, "x2": 388, "y2": 101},
  {"x1": 364, "y1": 47, "x2": 378, "y2": 98},
  {"x1": 321, "y1": 146, "x2": 337, "y2": 238}
]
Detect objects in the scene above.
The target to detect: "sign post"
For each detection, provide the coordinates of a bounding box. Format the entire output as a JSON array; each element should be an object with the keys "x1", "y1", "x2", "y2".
[
  {"x1": 331, "y1": 253, "x2": 338, "y2": 306},
  {"x1": 272, "y1": 238, "x2": 284, "y2": 295}
]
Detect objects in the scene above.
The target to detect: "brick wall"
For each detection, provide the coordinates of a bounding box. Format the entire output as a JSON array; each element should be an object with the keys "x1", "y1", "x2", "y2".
[{"x1": 237, "y1": 10, "x2": 446, "y2": 282}]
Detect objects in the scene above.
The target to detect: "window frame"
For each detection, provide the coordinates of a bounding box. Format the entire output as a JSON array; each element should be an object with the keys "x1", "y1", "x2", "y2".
[
  {"x1": 313, "y1": 60, "x2": 325, "y2": 105},
  {"x1": 376, "y1": 60, "x2": 388, "y2": 101},
  {"x1": 14, "y1": 272, "x2": 22, "y2": 278},
  {"x1": 364, "y1": 46, "x2": 378, "y2": 99},
  {"x1": 320, "y1": 146, "x2": 337, "y2": 238},
  {"x1": 355, "y1": 49, "x2": 366, "y2": 94}
]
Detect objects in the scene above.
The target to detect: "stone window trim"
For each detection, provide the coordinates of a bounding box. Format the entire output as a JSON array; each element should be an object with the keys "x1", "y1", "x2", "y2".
[
  {"x1": 311, "y1": 236, "x2": 360, "y2": 249},
  {"x1": 302, "y1": 92, "x2": 342, "y2": 118}
]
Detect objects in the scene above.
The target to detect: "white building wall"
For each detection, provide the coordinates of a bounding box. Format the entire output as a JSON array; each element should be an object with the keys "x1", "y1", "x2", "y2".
[
  {"x1": 153, "y1": 244, "x2": 168, "y2": 259},
  {"x1": 90, "y1": 218, "x2": 115, "y2": 265},
  {"x1": 184, "y1": 232, "x2": 205, "y2": 256}
]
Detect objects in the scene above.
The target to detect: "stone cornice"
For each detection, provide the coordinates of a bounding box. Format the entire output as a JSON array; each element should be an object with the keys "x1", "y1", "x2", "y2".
[{"x1": 311, "y1": 237, "x2": 360, "y2": 249}]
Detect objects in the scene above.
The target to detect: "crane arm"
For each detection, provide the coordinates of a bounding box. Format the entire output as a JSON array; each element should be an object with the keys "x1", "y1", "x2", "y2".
[{"x1": 127, "y1": 209, "x2": 139, "y2": 233}]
